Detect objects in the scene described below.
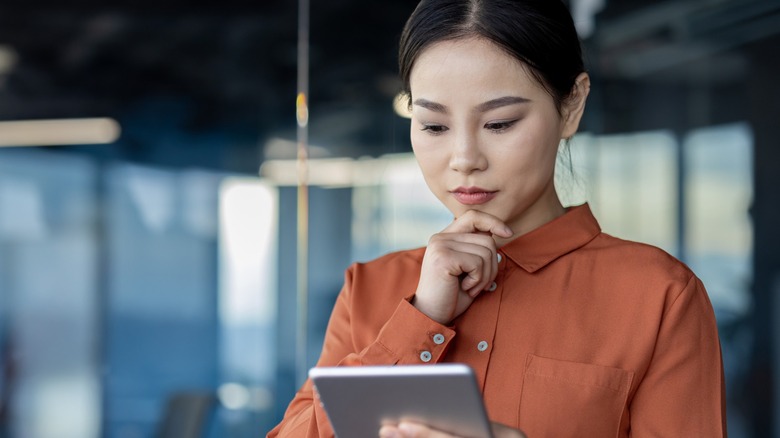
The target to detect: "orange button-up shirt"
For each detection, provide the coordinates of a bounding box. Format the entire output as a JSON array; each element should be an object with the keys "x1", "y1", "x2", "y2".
[{"x1": 268, "y1": 204, "x2": 727, "y2": 437}]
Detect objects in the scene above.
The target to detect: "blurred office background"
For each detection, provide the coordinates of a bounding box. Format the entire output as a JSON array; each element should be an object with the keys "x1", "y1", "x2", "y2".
[{"x1": 0, "y1": 0, "x2": 777, "y2": 436}]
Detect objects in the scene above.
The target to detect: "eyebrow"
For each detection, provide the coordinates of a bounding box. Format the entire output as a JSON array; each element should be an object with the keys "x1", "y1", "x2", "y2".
[
  {"x1": 476, "y1": 96, "x2": 531, "y2": 112},
  {"x1": 412, "y1": 96, "x2": 530, "y2": 114},
  {"x1": 413, "y1": 98, "x2": 448, "y2": 113}
]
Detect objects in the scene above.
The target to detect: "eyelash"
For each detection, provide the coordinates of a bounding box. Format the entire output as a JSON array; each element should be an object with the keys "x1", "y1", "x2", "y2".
[
  {"x1": 420, "y1": 120, "x2": 519, "y2": 136},
  {"x1": 485, "y1": 120, "x2": 518, "y2": 133},
  {"x1": 420, "y1": 124, "x2": 448, "y2": 135}
]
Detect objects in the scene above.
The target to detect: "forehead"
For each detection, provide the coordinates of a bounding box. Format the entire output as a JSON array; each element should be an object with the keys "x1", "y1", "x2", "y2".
[{"x1": 409, "y1": 37, "x2": 544, "y2": 98}]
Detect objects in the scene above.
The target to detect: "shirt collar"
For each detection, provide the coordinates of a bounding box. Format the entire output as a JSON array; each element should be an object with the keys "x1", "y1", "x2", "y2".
[{"x1": 500, "y1": 203, "x2": 601, "y2": 273}]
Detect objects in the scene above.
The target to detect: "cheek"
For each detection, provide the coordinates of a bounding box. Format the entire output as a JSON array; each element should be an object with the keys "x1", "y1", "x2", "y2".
[
  {"x1": 410, "y1": 128, "x2": 433, "y2": 150},
  {"x1": 512, "y1": 119, "x2": 563, "y2": 163},
  {"x1": 490, "y1": 137, "x2": 559, "y2": 181},
  {"x1": 409, "y1": 128, "x2": 425, "y2": 153},
  {"x1": 411, "y1": 135, "x2": 445, "y2": 168}
]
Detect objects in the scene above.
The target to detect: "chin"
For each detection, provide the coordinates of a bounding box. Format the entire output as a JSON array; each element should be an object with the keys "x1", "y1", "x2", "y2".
[{"x1": 452, "y1": 205, "x2": 494, "y2": 218}]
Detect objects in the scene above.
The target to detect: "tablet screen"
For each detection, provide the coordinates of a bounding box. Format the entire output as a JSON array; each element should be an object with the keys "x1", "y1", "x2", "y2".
[{"x1": 309, "y1": 364, "x2": 492, "y2": 438}]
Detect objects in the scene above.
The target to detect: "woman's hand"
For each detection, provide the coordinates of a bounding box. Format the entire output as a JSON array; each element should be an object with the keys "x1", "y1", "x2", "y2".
[
  {"x1": 413, "y1": 210, "x2": 513, "y2": 325},
  {"x1": 379, "y1": 421, "x2": 527, "y2": 438}
]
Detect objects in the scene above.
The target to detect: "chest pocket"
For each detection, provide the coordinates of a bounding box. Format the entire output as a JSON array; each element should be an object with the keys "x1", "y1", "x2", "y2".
[{"x1": 518, "y1": 354, "x2": 633, "y2": 438}]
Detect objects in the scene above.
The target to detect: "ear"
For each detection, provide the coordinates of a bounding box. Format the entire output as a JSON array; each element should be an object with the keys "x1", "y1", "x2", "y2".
[{"x1": 561, "y1": 72, "x2": 590, "y2": 139}]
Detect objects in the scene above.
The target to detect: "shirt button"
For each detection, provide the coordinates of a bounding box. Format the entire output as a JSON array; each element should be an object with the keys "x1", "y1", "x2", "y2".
[
  {"x1": 497, "y1": 253, "x2": 503, "y2": 264},
  {"x1": 477, "y1": 341, "x2": 489, "y2": 352},
  {"x1": 420, "y1": 351, "x2": 432, "y2": 362},
  {"x1": 433, "y1": 334, "x2": 445, "y2": 345},
  {"x1": 487, "y1": 282, "x2": 497, "y2": 292}
]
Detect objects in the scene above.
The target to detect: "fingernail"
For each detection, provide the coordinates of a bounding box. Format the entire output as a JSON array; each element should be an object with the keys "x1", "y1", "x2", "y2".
[
  {"x1": 379, "y1": 426, "x2": 399, "y2": 438},
  {"x1": 398, "y1": 423, "x2": 418, "y2": 435},
  {"x1": 502, "y1": 225, "x2": 513, "y2": 236}
]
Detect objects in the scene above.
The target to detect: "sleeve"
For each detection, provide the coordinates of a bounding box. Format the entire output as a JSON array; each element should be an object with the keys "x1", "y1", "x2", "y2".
[
  {"x1": 267, "y1": 263, "x2": 456, "y2": 438},
  {"x1": 629, "y1": 275, "x2": 727, "y2": 436}
]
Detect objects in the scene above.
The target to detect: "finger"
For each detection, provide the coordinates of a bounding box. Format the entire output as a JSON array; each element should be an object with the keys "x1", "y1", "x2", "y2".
[
  {"x1": 444, "y1": 210, "x2": 513, "y2": 237},
  {"x1": 429, "y1": 232, "x2": 497, "y2": 269},
  {"x1": 490, "y1": 422, "x2": 528, "y2": 438},
  {"x1": 379, "y1": 425, "x2": 401, "y2": 438},
  {"x1": 461, "y1": 251, "x2": 494, "y2": 298},
  {"x1": 429, "y1": 240, "x2": 495, "y2": 294},
  {"x1": 456, "y1": 241, "x2": 497, "y2": 296},
  {"x1": 398, "y1": 421, "x2": 460, "y2": 437}
]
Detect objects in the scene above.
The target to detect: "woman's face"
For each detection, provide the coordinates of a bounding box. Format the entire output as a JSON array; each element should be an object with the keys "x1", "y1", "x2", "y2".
[{"x1": 409, "y1": 37, "x2": 587, "y2": 237}]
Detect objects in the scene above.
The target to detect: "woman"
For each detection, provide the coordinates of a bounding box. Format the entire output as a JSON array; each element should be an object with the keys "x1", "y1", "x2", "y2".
[{"x1": 268, "y1": 0, "x2": 727, "y2": 436}]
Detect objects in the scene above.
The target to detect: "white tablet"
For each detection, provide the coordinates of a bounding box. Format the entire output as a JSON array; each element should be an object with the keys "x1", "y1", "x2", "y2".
[{"x1": 309, "y1": 363, "x2": 493, "y2": 438}]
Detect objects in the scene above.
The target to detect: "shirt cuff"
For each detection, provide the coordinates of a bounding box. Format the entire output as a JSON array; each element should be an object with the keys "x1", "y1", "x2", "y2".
[{"x1": 362, "y1": 296, "x2": 457, "y2": 365}]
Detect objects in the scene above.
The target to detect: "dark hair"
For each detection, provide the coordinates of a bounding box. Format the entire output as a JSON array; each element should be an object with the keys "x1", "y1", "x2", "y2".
[{"x1": 398, "y1": 0, "x2": 585, "y2": 114}]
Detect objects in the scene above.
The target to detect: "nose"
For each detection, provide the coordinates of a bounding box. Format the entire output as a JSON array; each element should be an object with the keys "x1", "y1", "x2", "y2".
[{"x1": 449, "y1": 130, "x2": 487, "y2": 174}]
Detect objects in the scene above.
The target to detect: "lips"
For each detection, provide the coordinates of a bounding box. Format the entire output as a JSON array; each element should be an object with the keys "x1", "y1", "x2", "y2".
[{"x1": 450, "y1": 187, "x2": 497, "y2": 205}]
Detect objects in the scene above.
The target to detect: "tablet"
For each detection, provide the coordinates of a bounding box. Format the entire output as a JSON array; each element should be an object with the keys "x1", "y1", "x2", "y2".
[{"x1": 309, "y1": 363, "x2": 492, "y2": 438}]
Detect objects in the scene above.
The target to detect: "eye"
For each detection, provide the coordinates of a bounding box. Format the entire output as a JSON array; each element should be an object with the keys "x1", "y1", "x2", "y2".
[
  {"x1": 420, "y1": 124, "x2": 449, "y2": 135},
  {"x1": 485, "y1": 120, "x2": 518, "y2": 133}
]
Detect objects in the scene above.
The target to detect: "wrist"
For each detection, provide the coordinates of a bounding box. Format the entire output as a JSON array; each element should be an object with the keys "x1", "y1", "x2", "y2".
[{"x1": 411, "y1": 293, "x2": 451, "y2": 325}]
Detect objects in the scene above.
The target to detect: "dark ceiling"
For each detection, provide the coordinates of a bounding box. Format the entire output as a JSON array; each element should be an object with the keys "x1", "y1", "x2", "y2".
[
  {"x1": 1, "y1": 0, "x2": 779, "y2": 172},
  {"x1": 0, "y1": 0, "x2": 420, "y2": 171}
]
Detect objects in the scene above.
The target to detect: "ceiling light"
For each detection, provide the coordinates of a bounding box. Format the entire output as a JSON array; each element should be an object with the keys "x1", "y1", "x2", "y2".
[
  {"x1": 260, "y1": 157, "x2": 356, "y2": 188},
  {"x1": 393, "y1": 92, "x2": 412, "y2": 119},
  {"x1": 0, "y1": 117, "x2": 121, "y2": 147},
  {"x1": 0, "y1": 45, "x2": 17, "y2": 75}
]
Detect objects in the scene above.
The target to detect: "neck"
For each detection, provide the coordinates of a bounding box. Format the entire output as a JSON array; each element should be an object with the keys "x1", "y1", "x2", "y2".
[{"x1": 495, "y1": 196, "x2": 566, "y2": 247}]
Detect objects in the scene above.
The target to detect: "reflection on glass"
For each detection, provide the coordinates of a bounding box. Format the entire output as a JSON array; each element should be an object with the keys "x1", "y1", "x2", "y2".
[
  {"x1": 105, "y1": 163, "x2": 222, "y2": 437},
  {"x1": 217, "y1": 178, "x2": 279, "y2": 435},
  {"x1": 685, "y1": 123, "x2": 753, "y2": 438},
  {"x1": 218, "y1": 178, "x2": 278, "y2": 385},
  {"x1": 567, "y1": 131, "x2": 679, "y2": 254},
  {"x1": 0, "y1": 149, "x2": 99, "y2": 438},
  {"x1": 351, "y1": 155, "x2": 451, "y2": 260},
  {"x1": 684, "y1": 122, "x2": 753, "y2": 316}
]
